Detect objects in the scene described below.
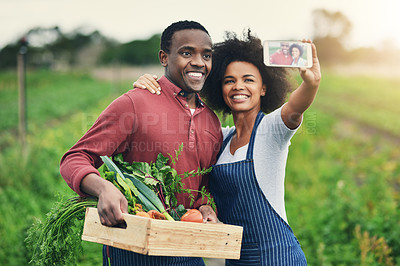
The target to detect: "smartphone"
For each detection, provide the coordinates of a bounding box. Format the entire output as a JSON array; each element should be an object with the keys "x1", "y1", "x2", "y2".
[{"x1": 263, "y1": 40, "x2": 312, "y2": 68}]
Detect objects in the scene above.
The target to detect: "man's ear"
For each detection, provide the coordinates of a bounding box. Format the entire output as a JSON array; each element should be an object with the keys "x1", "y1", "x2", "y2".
[{"x1": 159, "y1": 50, "x2": 168, "y2": 67}]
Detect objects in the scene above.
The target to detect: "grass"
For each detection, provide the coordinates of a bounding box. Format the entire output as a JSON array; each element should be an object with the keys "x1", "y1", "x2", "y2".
[
  {"x1": 0, "y1": 69, "x2": 117, "y2": 131},
  {"x1": 0, "y1": 70, "x2": 128, "y2": 265},
  {"x1": 286, "y1": 109, "x2": 399, "y2": 264},
  {"x1": 312, "y1": 73, "x2": 400, "y2": 136},
  {"x1": 0, "y1": 68, "x2": 399, "y2": 265}
]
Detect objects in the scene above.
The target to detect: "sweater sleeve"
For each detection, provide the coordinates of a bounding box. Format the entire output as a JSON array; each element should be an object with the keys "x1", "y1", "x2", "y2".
[{"x1": 60, "y1": 94, "x2": 135, "y2": 196}]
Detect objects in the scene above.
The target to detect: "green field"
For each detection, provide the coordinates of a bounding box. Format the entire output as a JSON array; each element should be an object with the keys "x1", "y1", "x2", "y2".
[{"x1": 0, "y1": 68, "x2": 399, "y2": 265}]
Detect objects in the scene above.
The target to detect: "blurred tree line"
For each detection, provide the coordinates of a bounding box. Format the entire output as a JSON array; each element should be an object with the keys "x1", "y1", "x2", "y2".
[
  {"x1": 0, "y1": 9, "x2": 399, "y2": 70},
  {"x1": 312, "y1": 9, "x2": 400, "y2": 66},
  {"x1": 0, "y1": 26, "x2": 160, "y2": 70}
]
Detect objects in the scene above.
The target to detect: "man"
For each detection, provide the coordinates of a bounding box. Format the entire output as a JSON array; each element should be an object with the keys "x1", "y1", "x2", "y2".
[
  {"x1": 60, "y1": 20, "x2": 222, "y2": 265},
  {"x1": 269, "y1": 41, "x2": 293, "y2": 65}
]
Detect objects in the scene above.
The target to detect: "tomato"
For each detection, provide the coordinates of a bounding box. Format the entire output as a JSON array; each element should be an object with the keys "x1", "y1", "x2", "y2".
[{"x1": 180, "y1": 209, "x2": 203, "y2": 223}]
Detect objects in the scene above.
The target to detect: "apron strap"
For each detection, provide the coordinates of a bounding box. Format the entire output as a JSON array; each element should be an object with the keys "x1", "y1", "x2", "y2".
[
  {"x1": 217, "y1": 111, "x2": 265, "y2": 160},
  {"x1": 246, "y1": 111, "x2": 265, "y2": 160},
  {"x1": 217, "y1": 128, "x2": 236, "y2": 159}
]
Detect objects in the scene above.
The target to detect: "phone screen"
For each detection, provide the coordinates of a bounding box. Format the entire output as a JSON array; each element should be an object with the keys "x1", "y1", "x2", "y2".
[{"x1": 263, "y1": 41, "x2": 312, "y2": 68}]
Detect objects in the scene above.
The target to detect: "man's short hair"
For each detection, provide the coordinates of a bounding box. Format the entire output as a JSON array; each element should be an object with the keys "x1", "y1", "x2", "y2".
[{"x1": 160, "y1": 20, "x2": 210, "y2": 53}]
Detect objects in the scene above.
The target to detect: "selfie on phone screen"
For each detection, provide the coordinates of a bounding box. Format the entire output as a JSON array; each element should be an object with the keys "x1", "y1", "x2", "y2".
[{"x1": 264, "y1": 41, "x2": 312, "y2": 68}]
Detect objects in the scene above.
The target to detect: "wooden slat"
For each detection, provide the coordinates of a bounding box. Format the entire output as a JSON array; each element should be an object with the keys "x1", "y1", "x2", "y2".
[
  {"x1": 82, "y1": 207, "x2": 150, "y2": 254},
  {"x1": 147, "y1": 220, "x2": 242, "y2": 259},
  {"x1": 82, "y1": 207, "x2": 243, "y2": 259}
]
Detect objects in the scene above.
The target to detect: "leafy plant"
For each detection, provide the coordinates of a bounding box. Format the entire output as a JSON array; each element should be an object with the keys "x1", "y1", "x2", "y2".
[
  {"x1": 112, "y1": 143, "x2": 215, "y2": 214},
  {"x1": 25, "y1": 195, "x2": 97, "y2": 265},
  {"x1": 355, "y1": 225, "x2": 394, "y2": 265},
  {"x1": 25, "y1": 143, "x2": 215, "y2": 265}
]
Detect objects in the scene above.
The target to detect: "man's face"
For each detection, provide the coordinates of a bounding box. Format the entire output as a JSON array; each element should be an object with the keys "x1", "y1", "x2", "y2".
[
  {"x1": 281, "y1": 42, "x2": 289, "y2": 55},
  {"x1": 160, "y1": 29, "x2": 212, "y2": 94}
]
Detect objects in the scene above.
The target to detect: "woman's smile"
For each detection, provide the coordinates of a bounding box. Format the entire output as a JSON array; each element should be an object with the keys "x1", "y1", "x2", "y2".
[{"x1": 222, "y1": 61, "x2": 266, "y2": 113}]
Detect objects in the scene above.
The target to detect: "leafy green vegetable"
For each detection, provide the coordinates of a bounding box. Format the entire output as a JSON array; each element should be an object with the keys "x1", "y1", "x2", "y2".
[
  {"x1": 25, "y1": 195, "x2": 97, "y2": 265},
  {"x1": 111, "y1": 143, "x2": 216, "y2": 213},
  {"x1": 25, "y1": 143, "x2": 215, "y2": 265}
]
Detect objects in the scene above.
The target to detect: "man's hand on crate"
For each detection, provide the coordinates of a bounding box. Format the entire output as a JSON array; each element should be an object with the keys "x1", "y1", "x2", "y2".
[
  {"x1": 199, "y1": 205, "x2": 218, "y2": 223},
  {"x1": 82, "y1": 173, "x2": 128, "y2": 226}
]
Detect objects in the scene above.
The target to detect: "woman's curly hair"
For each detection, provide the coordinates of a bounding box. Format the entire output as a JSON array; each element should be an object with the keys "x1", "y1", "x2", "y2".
[
  {"x1": 201, "y1": 30, "x2": 293, "y2": 114},
  {"x1": 289, "y1": 43, "x2": 304, "y2": 57}
]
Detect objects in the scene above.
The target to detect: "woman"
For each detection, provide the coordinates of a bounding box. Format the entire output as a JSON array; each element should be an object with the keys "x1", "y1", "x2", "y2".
[
  {"x1": 134, "y1": 31, "x2": 321, "y2": 265},
  {"x1": 289, "y1": 43, "x2": 308, "y2": 66}
]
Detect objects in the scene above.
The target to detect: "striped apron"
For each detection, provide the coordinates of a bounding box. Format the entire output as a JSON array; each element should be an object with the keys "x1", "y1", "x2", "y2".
[
  {"x1": 210, "y1": 111, "x2": 307, "y2": 265},
  {"x1": 103, "y1": 246, "x2": 205, "y2": 265}
]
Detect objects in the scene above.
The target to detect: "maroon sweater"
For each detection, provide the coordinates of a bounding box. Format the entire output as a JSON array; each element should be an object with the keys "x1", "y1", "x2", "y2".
[{"x1": 60, "y1": 76, "x2": 222, "y2": 208}]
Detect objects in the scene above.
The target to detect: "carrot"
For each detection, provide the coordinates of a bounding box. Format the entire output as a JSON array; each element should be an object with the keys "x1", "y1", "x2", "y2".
[
  {"x1": 147, "y1": 210, "x2": 166, "y2": 220},
  {"x1": 136, "y1": 211, "x2": 151, "y2": 218}
]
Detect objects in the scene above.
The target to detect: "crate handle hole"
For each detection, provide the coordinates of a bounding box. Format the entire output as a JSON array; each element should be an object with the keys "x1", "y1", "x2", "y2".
[{"x1": 112, "y1": 220, "x2": 127, "y2": 229}]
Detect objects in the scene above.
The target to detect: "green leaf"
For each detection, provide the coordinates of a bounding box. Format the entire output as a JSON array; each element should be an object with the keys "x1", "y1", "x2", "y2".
[
  {"x1": 113, "y1": 153, "x2": 125, "y2": 165},
  {"x1": 104, "y1": 171, "x2": 115, "y2": 182},
  {"x1": 116, "y1": 173, "x2": 131, "y2": 197},
  {"x1": 100, "y1": 156, "x2": 127, "y2": 182},
  {"x1": 155, "y1": 153, "x2": 169, "y2": 169},
  {"x1": 170, "y1": 204, "x2": 187, "y2": 221},
  {"x1": 124, "y1": 178, "x2": 139, "y2": 197},
  {"x1": 124, "y1": 174, "x2": 163, "y2": 209},
  {"x1": 25, "y1": 196, "x2": 98, "y2": 265},
  {"x1": 130, "y1": 161, "x2": 151, "y2": 177}
]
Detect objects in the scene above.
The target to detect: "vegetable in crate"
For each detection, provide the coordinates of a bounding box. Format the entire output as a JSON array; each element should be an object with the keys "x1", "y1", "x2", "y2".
[
  {"x1": 181, "y1": 209, "x2": 203, "y2": 223},
  {"x1": 25, "y1": 144, "x2": 216, "y2": 265},
  {"x1": 25, "y1": 195, "x2": 98, "y2": 265},
  {"x1": 105, "y1": 143, "x2": 216, "y2": 219}
]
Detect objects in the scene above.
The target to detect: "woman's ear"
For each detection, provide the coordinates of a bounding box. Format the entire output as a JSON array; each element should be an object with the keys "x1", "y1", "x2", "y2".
[
  {"x1": 159, "y1": 50, "x2": 168, "y2": 67},
  {"x1": 261, "y1": 85, "x2": 267, "y2": 96}
]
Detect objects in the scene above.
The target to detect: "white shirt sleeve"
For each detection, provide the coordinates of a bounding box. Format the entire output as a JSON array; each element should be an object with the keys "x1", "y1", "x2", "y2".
[
  {"x1": 221, "y1": 126, "x2": 235, "y2": 140},
  {"x1": 253, "y1": 105, "x2": 301, "y2": 223}
]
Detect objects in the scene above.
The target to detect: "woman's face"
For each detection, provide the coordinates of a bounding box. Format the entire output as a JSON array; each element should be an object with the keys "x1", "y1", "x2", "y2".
[
  {"x1": 222, "y1": 61, "x2": 266, "y2": 114},
  {"x1": 291, "y1": 47, "x2": 300, "y2": 59}
]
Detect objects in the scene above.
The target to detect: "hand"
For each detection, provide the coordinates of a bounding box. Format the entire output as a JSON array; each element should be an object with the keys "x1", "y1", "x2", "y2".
[
  {"x1": 281, "y1": 40, "x2": 321, "y2": 129},
  {"x1": 299, "y1": 40, "x2": 321, "y2": 89},
  {"x1": 199, "y1": 205, "x2": 218, "y2": 224},
  {"x1": 132, "y1": 74, "x2": 161, "y2": 95},
  {"x1": 96, "y1": 179, "x2": 128, "y2": 226}
]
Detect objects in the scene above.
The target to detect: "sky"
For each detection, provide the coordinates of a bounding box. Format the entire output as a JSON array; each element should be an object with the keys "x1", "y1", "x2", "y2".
[{"x1": 1, "y1": 0, "x2": 400, "y2": 50}]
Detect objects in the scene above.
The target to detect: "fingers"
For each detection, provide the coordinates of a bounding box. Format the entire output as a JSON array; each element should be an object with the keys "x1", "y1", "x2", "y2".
[
  {"x1": 311, "y1": 43, "x2": 319, "y2": 64},
  {"x1": 199, "y1": 205, "x2": 218, "y2": 224},
  {"x1": 98, "y1": 203, "x2": 124, "y2": 226},
  {"x1": 203, "y1": 214, "x2": 218, "y2": 224},
  {"x1": 98, "y1": 205, "x2": 121, "y2": 226},
  {"x1": 132, "y1": 73, "x2": 161, "y2": 95},
  {"x1": 143, "y1": 74, "x2": 161, "y2": 94},
  {"x1": 300, "y1": 38, "x2": 312, "y2": 43},
  {"x1": 297, "y1": 39, "x2": 321, "y2": 86},
  {"x1": 300, "y1": 39, "x2": 317, "y2": 59},
  {"x1": 97, "y1": 185, "x2": 128, "y2": 226}
]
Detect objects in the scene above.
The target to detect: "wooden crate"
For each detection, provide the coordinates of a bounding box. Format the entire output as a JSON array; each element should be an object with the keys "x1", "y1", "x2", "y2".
[{"x1": 82, "y1": 207, "x2": 243, "y2": 259}]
